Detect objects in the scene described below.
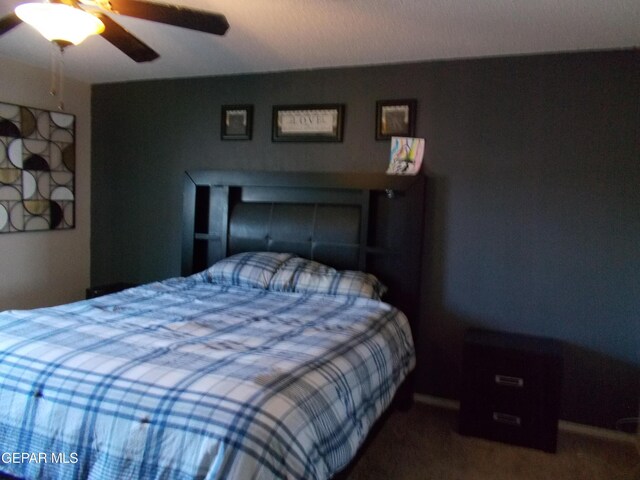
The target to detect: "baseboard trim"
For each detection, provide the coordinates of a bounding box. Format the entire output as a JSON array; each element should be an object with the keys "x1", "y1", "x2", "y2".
[
  {"x1": 557, "y1": 420, "x2": 636, "y2": 443},
  {"x1": 414, "y1": 393, "x2": 460, "y2": 411},
  {"x1": 413, "y1": 393, "x2": 635, "y2": 444}
]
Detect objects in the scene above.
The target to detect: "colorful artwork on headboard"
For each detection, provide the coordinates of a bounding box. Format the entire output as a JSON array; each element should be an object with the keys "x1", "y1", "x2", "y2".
[{"x1": 0, "y1": 101, "x2": 75, "y2": 233}]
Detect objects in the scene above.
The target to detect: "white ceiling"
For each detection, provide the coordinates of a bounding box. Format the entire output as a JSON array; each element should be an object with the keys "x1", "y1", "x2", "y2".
[{"x1": 0, "y1": 0, "x2": 638, "y2": 84}]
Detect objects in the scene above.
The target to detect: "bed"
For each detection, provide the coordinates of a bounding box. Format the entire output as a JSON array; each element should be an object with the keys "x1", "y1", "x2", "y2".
[{"x1": 0, "y1": 171, "x2": 425, "y2": 480}]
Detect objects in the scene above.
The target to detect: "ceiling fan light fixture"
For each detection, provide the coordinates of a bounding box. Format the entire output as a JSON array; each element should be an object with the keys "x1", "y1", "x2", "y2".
[{"x1": 15, "y1": 2, "x2": 105, "y2": 46}]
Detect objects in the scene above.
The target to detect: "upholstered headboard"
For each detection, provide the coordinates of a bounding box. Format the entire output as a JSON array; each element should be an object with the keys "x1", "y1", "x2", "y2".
[{"x1": 182, "y1": 170, "x2": 425, "y2": 334}]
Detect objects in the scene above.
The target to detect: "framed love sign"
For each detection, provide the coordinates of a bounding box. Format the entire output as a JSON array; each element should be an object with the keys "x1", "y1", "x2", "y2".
[{"x1": 272, "y1": 104, "x2": 344, "y2": 142}]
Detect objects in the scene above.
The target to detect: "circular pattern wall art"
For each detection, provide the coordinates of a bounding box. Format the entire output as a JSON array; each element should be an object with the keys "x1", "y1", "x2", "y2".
[{"x1": 0, "y1": 102, "x2": 75, "y2": 233}]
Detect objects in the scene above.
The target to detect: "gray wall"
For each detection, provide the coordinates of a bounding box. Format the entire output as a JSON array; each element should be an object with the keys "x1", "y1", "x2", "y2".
[{"x1": 92, "y1": 50, "x2": 639, "y2": 429}]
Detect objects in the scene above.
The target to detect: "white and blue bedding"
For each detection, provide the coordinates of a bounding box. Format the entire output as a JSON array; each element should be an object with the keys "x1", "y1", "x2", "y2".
[{"x1": 0, "y1": 275, "x2": 415, "y2": 479}]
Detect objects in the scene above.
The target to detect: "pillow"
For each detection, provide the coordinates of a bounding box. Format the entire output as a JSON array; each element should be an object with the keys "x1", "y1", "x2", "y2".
[
  {"x1": 199, "y1": 251, "x2": 294, "y2": 289},
  {"x1": 269, "y1": 257, "x2": 387, "y2": 300}
]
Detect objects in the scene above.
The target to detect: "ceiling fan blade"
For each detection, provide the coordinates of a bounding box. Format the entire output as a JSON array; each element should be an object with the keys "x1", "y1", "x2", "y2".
[
  {"x1": 0, "y1": 12, "x2": 22, "y2": 36},
  {"x1": 108, "y1": 0, "x2": 229, "y2": 36},
  {"x1": 95, "y1": 13, "x2": 159, "y2": 62}
]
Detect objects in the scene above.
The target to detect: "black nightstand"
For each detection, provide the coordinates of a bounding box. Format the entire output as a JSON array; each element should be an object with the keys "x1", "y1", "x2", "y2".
[
  {"x1": 86, "y1": 282, "x2": 137, "y2": 299},
  {"x1": 458, "y1": 329, "x2": 563, "y2": 453}
]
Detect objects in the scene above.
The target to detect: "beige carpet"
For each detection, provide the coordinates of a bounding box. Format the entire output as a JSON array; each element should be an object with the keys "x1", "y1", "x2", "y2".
[{"x1": 347, "y1": 403, "x2": 639, "y2": 480}]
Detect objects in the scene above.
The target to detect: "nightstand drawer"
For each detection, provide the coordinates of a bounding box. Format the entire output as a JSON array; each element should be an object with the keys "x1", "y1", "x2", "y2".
[
  {"x1": 464, "y1": 351, "x2": 536, "y2": 408},
  {"x1": 473, "y1": 406, "x2": 536, "y2": 447}
]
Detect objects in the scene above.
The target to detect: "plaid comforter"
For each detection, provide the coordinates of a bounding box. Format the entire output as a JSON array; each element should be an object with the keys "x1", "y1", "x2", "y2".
[{"x1": 0, "y1": 276, "x2": 415, "y2": 480}]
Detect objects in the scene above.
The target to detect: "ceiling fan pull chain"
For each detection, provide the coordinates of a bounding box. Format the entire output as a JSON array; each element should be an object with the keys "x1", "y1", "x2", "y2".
[
  {"x1": 49, "y1": 42, "x2": 58, "y2": 98},
  {"x1": 49, "y1": 43, "x2": 66, "y2": 111},
  {"x1": 58, "y1": 46, "x2": 65, "y2": 111}
]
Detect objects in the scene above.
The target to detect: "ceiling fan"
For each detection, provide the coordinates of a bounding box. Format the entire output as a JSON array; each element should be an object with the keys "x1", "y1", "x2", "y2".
[{"x1": 0, "y1": 0, "x2": 229, "y2": 62}]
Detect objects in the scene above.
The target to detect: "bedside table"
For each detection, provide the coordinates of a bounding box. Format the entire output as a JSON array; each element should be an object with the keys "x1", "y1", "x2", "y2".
[
  {"x1": 458, "y1": 329, "x2": 563, "y2": 453},
  {"x1": 86, "y1": 282, "x2": 137, "y2": 299}
]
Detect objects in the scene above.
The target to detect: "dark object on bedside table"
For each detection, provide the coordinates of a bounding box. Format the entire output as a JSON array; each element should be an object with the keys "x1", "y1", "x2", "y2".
[
  {"x1": 458, "y1": 329, "x2": 563, "y2": 453},
  {"x1": 86, "y1": 282, "x2": 137, "y2": 299}
]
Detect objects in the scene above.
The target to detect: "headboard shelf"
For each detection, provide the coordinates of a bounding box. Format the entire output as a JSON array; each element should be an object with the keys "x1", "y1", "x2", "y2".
[
  {"x1": 182, "y1": 170, "x2": 425, "y2": 336},
  {"x1": 186, "y1": 170, "x2": 420, "y2": 192}
]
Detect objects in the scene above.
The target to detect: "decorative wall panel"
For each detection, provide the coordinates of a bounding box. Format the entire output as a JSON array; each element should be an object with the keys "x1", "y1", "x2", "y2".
[{"x1": 0, "y1": 102, "x2": 75, "y2": 233}]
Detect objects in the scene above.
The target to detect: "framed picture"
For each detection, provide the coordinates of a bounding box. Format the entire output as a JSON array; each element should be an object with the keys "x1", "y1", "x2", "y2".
[
  {"x1": 221, "y1": 105, "x2": 253, "y2": 140},
  {"x1": 376, "y1": 99, "x2": 417, "y2": 140},
  {"x1": 272, "y1": 104, "x2": 344, "y2": 142},
  {"x1": 0, "y1": 101, "x2": 75, "y2": 233}
]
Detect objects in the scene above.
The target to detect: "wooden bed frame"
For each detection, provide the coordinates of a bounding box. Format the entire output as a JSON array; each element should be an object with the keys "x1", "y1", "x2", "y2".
[
  {"x1": 181, "y1": 170, "x2": 426, "y2": 477},
  {"x1": 0, "y1": 171, "x2": 426, "y2": 480}
]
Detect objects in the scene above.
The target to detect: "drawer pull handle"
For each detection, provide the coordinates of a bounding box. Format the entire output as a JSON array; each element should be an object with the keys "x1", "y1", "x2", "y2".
[
  {"x1": 492, "y1": 412, "x2": 522, "y2": 427},
  {"x1": 495, "y1": 374, "x2": 524, "y2": 388}
]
